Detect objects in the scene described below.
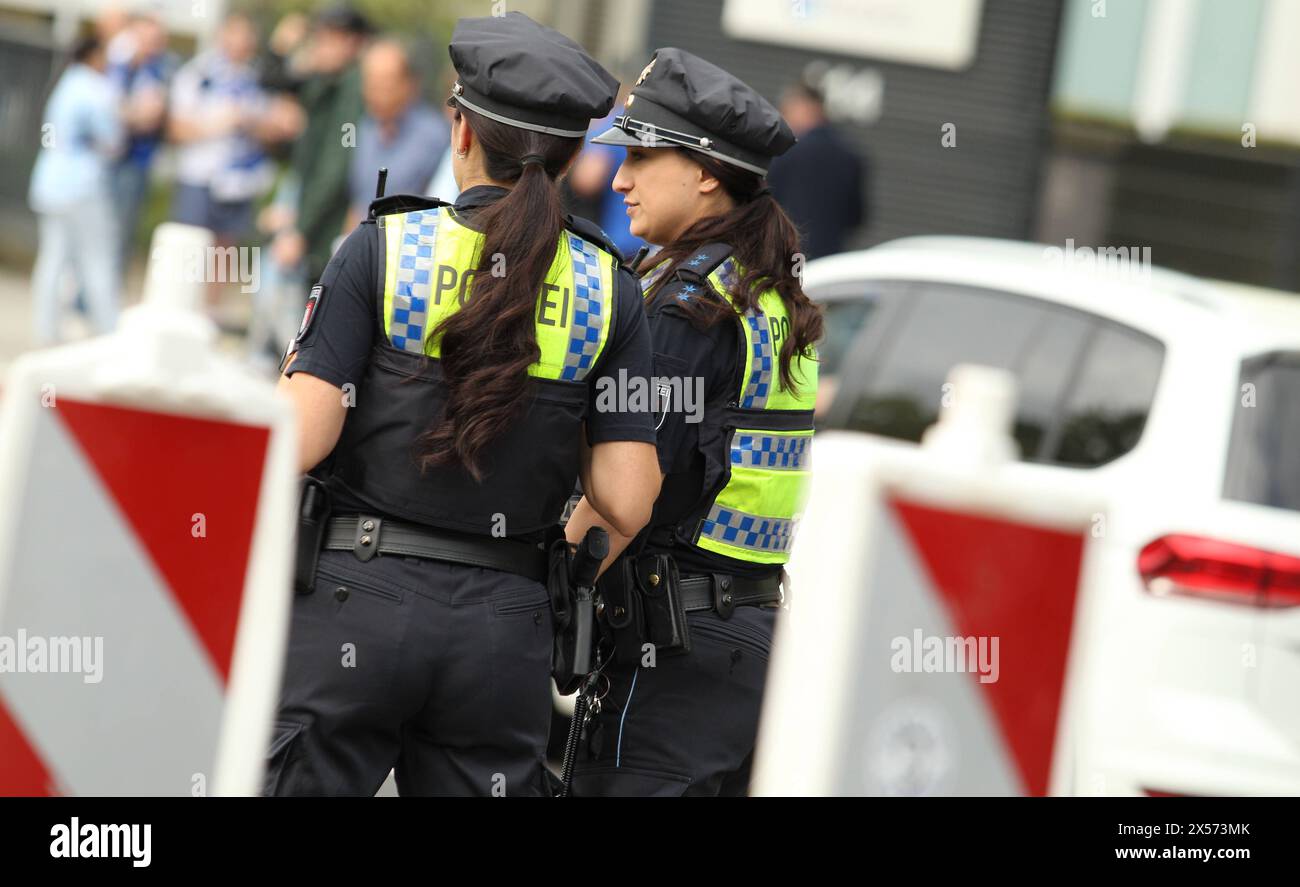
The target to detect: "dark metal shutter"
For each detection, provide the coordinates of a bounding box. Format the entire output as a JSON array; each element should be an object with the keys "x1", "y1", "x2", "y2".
[{"x1": 641, "y1": 0, "x2": 1064, "y2": 250}]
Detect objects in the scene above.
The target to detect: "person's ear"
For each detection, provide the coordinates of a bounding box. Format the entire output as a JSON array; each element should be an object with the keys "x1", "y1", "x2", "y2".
[
  {"x1": 697, "y1": 166, "x2": 722, "y2": 195},
  {"x1": 453, "y1": 114, "x2": 473, "y2": 156}
]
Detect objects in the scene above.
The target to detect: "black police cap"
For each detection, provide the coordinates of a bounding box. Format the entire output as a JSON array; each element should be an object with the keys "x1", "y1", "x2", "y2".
[
  {"x1": 448, "y1": 12, "x2": 619, "y2": 138},
  {"x1": 593, "y1": 48, "x2": 795, "y2": 176},
  {"x1": 314, "y1": 5, "x2": 373, "y2": 36}
]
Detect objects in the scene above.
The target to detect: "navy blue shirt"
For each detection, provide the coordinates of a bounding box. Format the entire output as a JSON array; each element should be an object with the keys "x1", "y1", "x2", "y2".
[{"x1": 348, "y1": 104, "x2": 449, "y2": 218}]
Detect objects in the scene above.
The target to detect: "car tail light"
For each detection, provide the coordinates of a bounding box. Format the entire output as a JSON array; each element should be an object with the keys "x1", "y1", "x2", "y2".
[{"x1": 1138, "y1": 534, "x2": 1300, "y2": 608}]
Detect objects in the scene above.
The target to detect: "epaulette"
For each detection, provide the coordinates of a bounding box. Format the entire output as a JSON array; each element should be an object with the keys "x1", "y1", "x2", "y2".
[
  {"x1": 650, "y1": 276, "x2": 725, "y2": 313},
  {"x1": 563, "y1": 214, "x2": 635, "y2": 273},
  {"x1": 667, "y1": 242, "x2": 735, "y2": 283},
  {"x1": 367, "y1": 193, "x2": 451, "y2": 221}
]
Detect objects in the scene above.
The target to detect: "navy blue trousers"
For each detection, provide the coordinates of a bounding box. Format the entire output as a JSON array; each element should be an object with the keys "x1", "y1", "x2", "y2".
[
  {"x1": 571, "y1": 605, "x2": 777, "y2": 797},
  {"x1": 265, "y1": 549, "x2": 555, "y2": 797}
]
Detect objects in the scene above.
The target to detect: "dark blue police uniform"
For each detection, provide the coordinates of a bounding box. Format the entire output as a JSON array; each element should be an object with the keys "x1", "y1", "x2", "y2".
[
  {"x1": 264, "y1": 14, "x2": 654, "y2": 797},
  {"x1": 571, "y1": 48, "x2": 808, "y2": 797}
]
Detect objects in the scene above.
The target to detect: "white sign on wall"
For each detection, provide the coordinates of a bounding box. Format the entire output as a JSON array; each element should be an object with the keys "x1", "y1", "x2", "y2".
[{"x1": 722, "y1": 0, "x2": 984, "y2": 71}]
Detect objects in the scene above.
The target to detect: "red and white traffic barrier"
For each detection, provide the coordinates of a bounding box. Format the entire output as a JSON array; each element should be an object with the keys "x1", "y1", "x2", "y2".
[
  {"x1": 754, "y1": 365, "x2": 1106, "y2": 795},
  {"x1": 0, "y1": 224, "x2": 298, "y2": 796}
]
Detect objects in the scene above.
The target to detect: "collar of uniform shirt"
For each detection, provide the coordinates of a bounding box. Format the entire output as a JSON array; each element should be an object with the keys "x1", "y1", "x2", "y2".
[{"x1": 454, "y1": 184, "x2": 510, "y2": 213}]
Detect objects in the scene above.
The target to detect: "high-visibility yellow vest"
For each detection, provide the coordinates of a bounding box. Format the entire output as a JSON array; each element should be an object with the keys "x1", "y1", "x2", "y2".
[
  {"x1": 380, "y1": 204, "x2": 615, "y2": 380},
  {"x1": 647, "y1": 250, "x2": 818, "y2": 565},
  {"x1": 323, "y1": 201, "x2": 623, "y2": 536}
]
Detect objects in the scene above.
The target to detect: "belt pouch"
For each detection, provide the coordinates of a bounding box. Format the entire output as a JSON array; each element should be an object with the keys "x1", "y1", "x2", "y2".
[
  {"x1": 294, "y1": 476, "x2": 332, "y2": 595},
  {"x1": 636, "y1": 553, "x2": 690, "y2": 656}
]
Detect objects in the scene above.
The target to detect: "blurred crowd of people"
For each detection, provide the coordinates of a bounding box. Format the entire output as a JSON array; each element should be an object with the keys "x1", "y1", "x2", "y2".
[
  {"x1": 27, "y1": 5, "x2": 453, "y2": 364},
  {"x1": 27, "y1": 3, "x2": 866, "y2": 367}
]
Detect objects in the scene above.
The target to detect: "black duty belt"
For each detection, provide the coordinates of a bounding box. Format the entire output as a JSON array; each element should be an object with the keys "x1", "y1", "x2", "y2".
[
  {"x1": 324, "y1": 515, "x2": 548, "y2": 583},
  {"x1": 678, "y1": 572, "x2": 782, "y2": 615}
]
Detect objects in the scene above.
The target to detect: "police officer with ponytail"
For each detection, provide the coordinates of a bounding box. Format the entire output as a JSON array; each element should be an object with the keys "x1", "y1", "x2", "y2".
[
  {"x1": 564, "y1": 49, "x2": 823, "y2": 796},
  {"x1": 266, "y1": 12, "x2": 661, "y2": 797}
]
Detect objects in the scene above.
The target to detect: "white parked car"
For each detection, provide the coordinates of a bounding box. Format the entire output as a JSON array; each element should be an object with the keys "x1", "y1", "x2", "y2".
[{"x1": 802, "y1": 236, "x2": 1300, "y2": 796}]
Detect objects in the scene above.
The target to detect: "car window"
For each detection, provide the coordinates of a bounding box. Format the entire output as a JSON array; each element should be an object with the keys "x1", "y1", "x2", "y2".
[
  {"x1": 818, "y1": 300, "x2": 874, "y2": 377},
  {"x1": 829, "y1": 281, "x2": 1163, "y2": 467},
  {"x1": 834, "y1": 282, "x2": 1092, "y2": 459},
  {"x1": 1048, "y1": 326, "x2": 1164, "y2": 467},
  {"x1": 1011, "y1": 311, "x2": 1095, "y2": 458},
  {"x1": 1223, "y1": 352, "x2": 1300, "y2": 512},
  {"x1": 808, "y1": 286, "x2": 880, "y2": 377}
]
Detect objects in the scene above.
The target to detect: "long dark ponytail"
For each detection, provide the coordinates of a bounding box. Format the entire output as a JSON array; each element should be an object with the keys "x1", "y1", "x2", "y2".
[
  {"x1": 417, "y1": 104, "x2": 583, "y2": 480},
  {"x1": 641, "y1": 150, "x2": 823, "y2": 393}
]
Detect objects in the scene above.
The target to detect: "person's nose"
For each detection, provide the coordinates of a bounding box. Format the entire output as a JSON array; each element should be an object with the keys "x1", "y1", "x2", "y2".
[{"x1": 612, "y1": 160, "x2": 632, "y2": 195}]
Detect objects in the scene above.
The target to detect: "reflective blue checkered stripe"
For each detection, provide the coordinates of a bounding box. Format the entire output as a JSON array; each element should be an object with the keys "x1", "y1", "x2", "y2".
[
  {"x1": 741, "y1": 311, "x2": 775, "y2": 409},
  {"x1": 389, "y1": 210, "x2": 439, "y2": 354},
  {"x1": 699, "y1": 504, "x2": 795, "y2": 555},
  {"x1": 381, "y1": 209, "x2": 615, "y2": 375},
  {"x1": 731, "y1": 432, "x2": 811, "y2": 470},
  {"x1": 715, "y1": 256, "x2": 740, "y2": 293},
  {"x1": 639, "y1": 258, "x2": 672, "y2": 296},
  {"x1": 687, "y1": 254, "x2": 817, "y2": 564},
  {"x1": 562, "y1": 234, "x2": 606, "y2": 381},
  {"x1": 707, "y1": 257, "x2": 775, "y2": 409}
]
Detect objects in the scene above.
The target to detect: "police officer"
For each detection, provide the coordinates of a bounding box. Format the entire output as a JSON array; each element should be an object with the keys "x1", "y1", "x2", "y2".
[
  {"x1": 564, "y1": 49, "x2": 823, "y2": 796},
  {"x1": 266, "y1": 12, "x2": 661, "y2": 797}
]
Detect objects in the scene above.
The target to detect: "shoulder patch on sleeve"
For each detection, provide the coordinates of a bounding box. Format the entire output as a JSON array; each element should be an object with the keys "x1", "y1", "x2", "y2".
[{"x1": 296, "y1": 284, "x2": 324, "y2": 343}]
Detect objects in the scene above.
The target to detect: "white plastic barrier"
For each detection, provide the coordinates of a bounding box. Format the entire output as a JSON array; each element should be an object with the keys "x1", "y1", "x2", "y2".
[
  {"x1": 753, "y1": 365, "x2": 1107, "y2": 796},
  {"x1": 0, "y1": 224, "x2": 298, "y2": 796}
]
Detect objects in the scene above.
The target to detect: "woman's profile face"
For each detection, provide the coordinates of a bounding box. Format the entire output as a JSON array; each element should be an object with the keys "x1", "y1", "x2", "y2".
[{"x1": 611, "y1": 146, "x2": 719, "y2": 246}]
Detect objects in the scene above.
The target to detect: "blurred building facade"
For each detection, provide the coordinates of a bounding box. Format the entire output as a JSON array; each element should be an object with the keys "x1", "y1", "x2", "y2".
[
  {"x1": 629, "y1": 0, "x2": 1300, "y2": 294},
  {"x1": 639, "y1": 0, "x2": 1063, "y2": 253},
  {"x1": 1044, "y1": 0, "x2": 1300, "y2": 291},
  {"x1": 3, "y1": 0, "x2": 1299, "y2": 295}
]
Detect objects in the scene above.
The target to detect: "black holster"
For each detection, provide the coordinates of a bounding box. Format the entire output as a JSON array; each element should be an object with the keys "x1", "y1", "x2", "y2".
[
  {"x1": 549, "y1": 528, "x2": 607, "y2": 695},
  {"x1": 294, "y1": 476, "x2": 332, "y2": 595},
  {"x1": 598, "y1": 552, "x2": 690, "y2": 667},
  {"x1": 548, "y1": 539, "x2": 577, "y2": 690},
  {"x1": 543, "y1": 538, "x2": 585, "y2": 691}
]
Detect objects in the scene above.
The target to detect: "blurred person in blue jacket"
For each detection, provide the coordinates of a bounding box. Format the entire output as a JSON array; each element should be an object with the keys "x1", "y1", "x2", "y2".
[
  {"x1": 106, "y1": 11, "x2": 176, "y2": 276},
  {"x1": 767, "y1": 80, "x2": 866, "y2": 260},
  {"x1": 28, "y1": 34, "x2": 124, "y2": 346},
  {"x1": 345, "y1": 39, "x2": 448, "y2": 227}
]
